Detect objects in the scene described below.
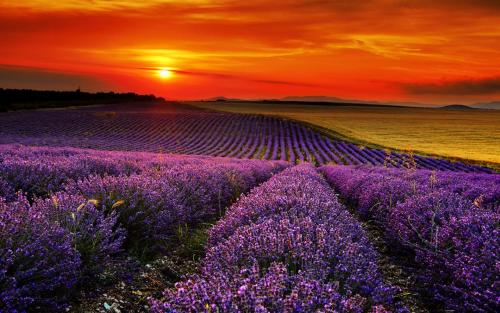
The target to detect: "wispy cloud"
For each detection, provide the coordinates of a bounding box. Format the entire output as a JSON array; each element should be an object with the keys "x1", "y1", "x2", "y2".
[
  {"x1": 402, "y1": 77, "x2": 500, "y2": 95},
  {"x1": 139, "y1": 67, "x2": 326, "y2": 88},
  {"x1": 326, "y1": 35, "x2": 448, "y2": 59},
  {"x1": 0, "y1": 0, "x2": 215, "y2": 11},
  {"x1": 0, "y1": 64, "x2": 112, "y2": 91}
]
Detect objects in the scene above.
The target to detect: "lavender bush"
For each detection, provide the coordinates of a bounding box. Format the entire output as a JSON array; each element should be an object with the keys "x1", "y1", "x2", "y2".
[
  {"x1": 151, "y1": 165, "x2": 404, "y2": 312},
  {"x1": 0, "y1": 177, "x2": 13, "y2": 201},
  {"x1": 389, "y1": 191, "x2": 498, "y2": 312},
  {"x1": 0, "y1": 196, "x2": 81, "y2": 311},
  {"x1": 0, "y1": 145, "x2": 286, "y2": 200},
  {"x1": 31, "y1": 193, "x2": 126, "y2": 281},
  {"x1": 64, "y1": 161, "x2": 287, "y2": 256},
  {"x1": 321, "y1": 165, "x2": 499, "y2": 311}
]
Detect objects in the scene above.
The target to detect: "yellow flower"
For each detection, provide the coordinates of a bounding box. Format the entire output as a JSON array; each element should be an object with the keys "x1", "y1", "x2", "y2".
[
  {"x1": 88, "y1": 199, "x2": 100, "y2": 206},
  {"x1": 112, "y1": 200, "x2": 125, "y2": 209}
]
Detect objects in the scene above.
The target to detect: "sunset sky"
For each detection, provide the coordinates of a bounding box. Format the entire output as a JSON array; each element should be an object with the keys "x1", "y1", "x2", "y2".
[{"x1": 1, "y1": 0, "x2": 500, "y2": 104}]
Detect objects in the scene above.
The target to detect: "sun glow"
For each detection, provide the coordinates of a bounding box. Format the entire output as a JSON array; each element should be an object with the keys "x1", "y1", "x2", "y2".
[{"x1": 158, "y1": 69, "x2": 172, "y2": 79}]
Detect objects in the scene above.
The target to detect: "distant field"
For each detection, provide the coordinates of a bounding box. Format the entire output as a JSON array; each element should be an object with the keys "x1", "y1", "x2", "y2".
[
  {"x1": 0, "y1": 102, "x2": 490, "y2": 172},
  {"x1": 188, "y1": 101, "x2": 500, "y2": 166}
]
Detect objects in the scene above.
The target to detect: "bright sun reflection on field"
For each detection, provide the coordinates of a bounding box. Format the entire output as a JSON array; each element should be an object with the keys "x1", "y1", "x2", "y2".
[{"x1": 158, "y1": 69, "x2": 171, "y2": 79}]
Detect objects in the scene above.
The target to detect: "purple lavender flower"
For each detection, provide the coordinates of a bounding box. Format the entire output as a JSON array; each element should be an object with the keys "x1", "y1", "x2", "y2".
[
  {"x1": 31, "y1": 193, "x2": 126, "y2": 280},
  {"x1": 0, "y1": 195, "x2": 81, "y2": 311}
]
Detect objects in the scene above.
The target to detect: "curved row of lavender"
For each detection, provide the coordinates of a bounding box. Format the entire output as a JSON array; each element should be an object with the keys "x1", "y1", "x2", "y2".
[
  {"x1": 0, "y1": 144, "x2": 286, "y2": 199},
  {"x1": 151, "y1": 165, "x2": 406, "y2": 312},
  {"x1": 320, "y1": 166, "x2": 499, "y2": 312},
  {"x1": 0, "y1": 105, "x2": 491, "y2": 172},
  {"x1": 0, "y1": 145, "x2": 288, "y2": 312}
]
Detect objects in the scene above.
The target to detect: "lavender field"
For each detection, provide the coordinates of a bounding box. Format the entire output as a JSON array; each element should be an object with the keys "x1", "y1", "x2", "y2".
[
  {"x1": 0, "y1": 103, "x2": 498, "y2": 313},
  {"x1": 0, "y1": 103, "x2": 492, "y2": 172}
]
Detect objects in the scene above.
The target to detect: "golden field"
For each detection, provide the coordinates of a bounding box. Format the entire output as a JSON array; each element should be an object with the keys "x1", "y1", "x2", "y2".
[{"x1": 188, "y1": 101, "x2": 500, "y2": 167}]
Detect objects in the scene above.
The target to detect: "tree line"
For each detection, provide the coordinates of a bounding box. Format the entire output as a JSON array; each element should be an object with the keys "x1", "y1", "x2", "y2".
[{"x1": 0, "y1": 88, "x2": 162, "y2": 111}]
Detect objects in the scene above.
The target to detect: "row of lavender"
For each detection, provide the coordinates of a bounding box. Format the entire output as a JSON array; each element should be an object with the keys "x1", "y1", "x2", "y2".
[
  {"x1": 0, "y1": 107, "x2": 491, "y2": 172},
  {"x1": 0, "y1": 145, "x2": 288, "y2": 311},
  {"x1": 321, "y1": 166, "x2": 499, "y2": 312},
  {"x1": 0, "y1": 144, "x2": 284, "y2": 199},
  {"x1": 151, "y1": 165, "x2": 406, "y2": 312}
]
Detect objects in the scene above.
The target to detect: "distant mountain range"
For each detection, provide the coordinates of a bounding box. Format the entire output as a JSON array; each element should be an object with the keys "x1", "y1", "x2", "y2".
[
  {"x1": 280, "y1": 96, "x2": 429, "y2": 107},
  {"x1": 281, "y1": 96, "x2": 500, "y2": 110},
  {"x1": 281, "y1": 96, "x2": 364, "y2": 103},
  {"x1": 471, "y1": 101, "x2": 500, "y2": 110},
  {"x1": 205, "y1": 96, "x2": 251, "y2": 102},
  {"x1": 438, "y1": 102, "x2": 500, "y2": 110},
  {"x1": 439, "y1": 104, "x2": 476, "y2": 110},
  {"x1": 203, "y1": 95, "x2": 500, "y2": 110}
]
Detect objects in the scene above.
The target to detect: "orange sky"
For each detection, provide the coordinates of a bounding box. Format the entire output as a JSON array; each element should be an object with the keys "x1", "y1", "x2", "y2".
[{"x1": 1, "y1": 0, "x2": 500, "y2": 104}]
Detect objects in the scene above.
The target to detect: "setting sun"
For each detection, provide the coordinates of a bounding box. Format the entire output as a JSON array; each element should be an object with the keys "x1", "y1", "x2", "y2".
[{"x1": 158, "y1": 69, "x2": 171, "y2": 79}]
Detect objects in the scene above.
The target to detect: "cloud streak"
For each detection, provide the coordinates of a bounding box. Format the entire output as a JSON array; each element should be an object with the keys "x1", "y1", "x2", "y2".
[
  {"x1": 402, "y1": 77, "x2": 500, "y2": 95},
  {"x1": 0, "y1": 65, "x2": 112, "y2": 91},
  {"x1": 0, "y1": 0, "x2": 213, "y2": 11},
  {"x1": 139, "y1": 67, "x2": 325, "y2": 88}
]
